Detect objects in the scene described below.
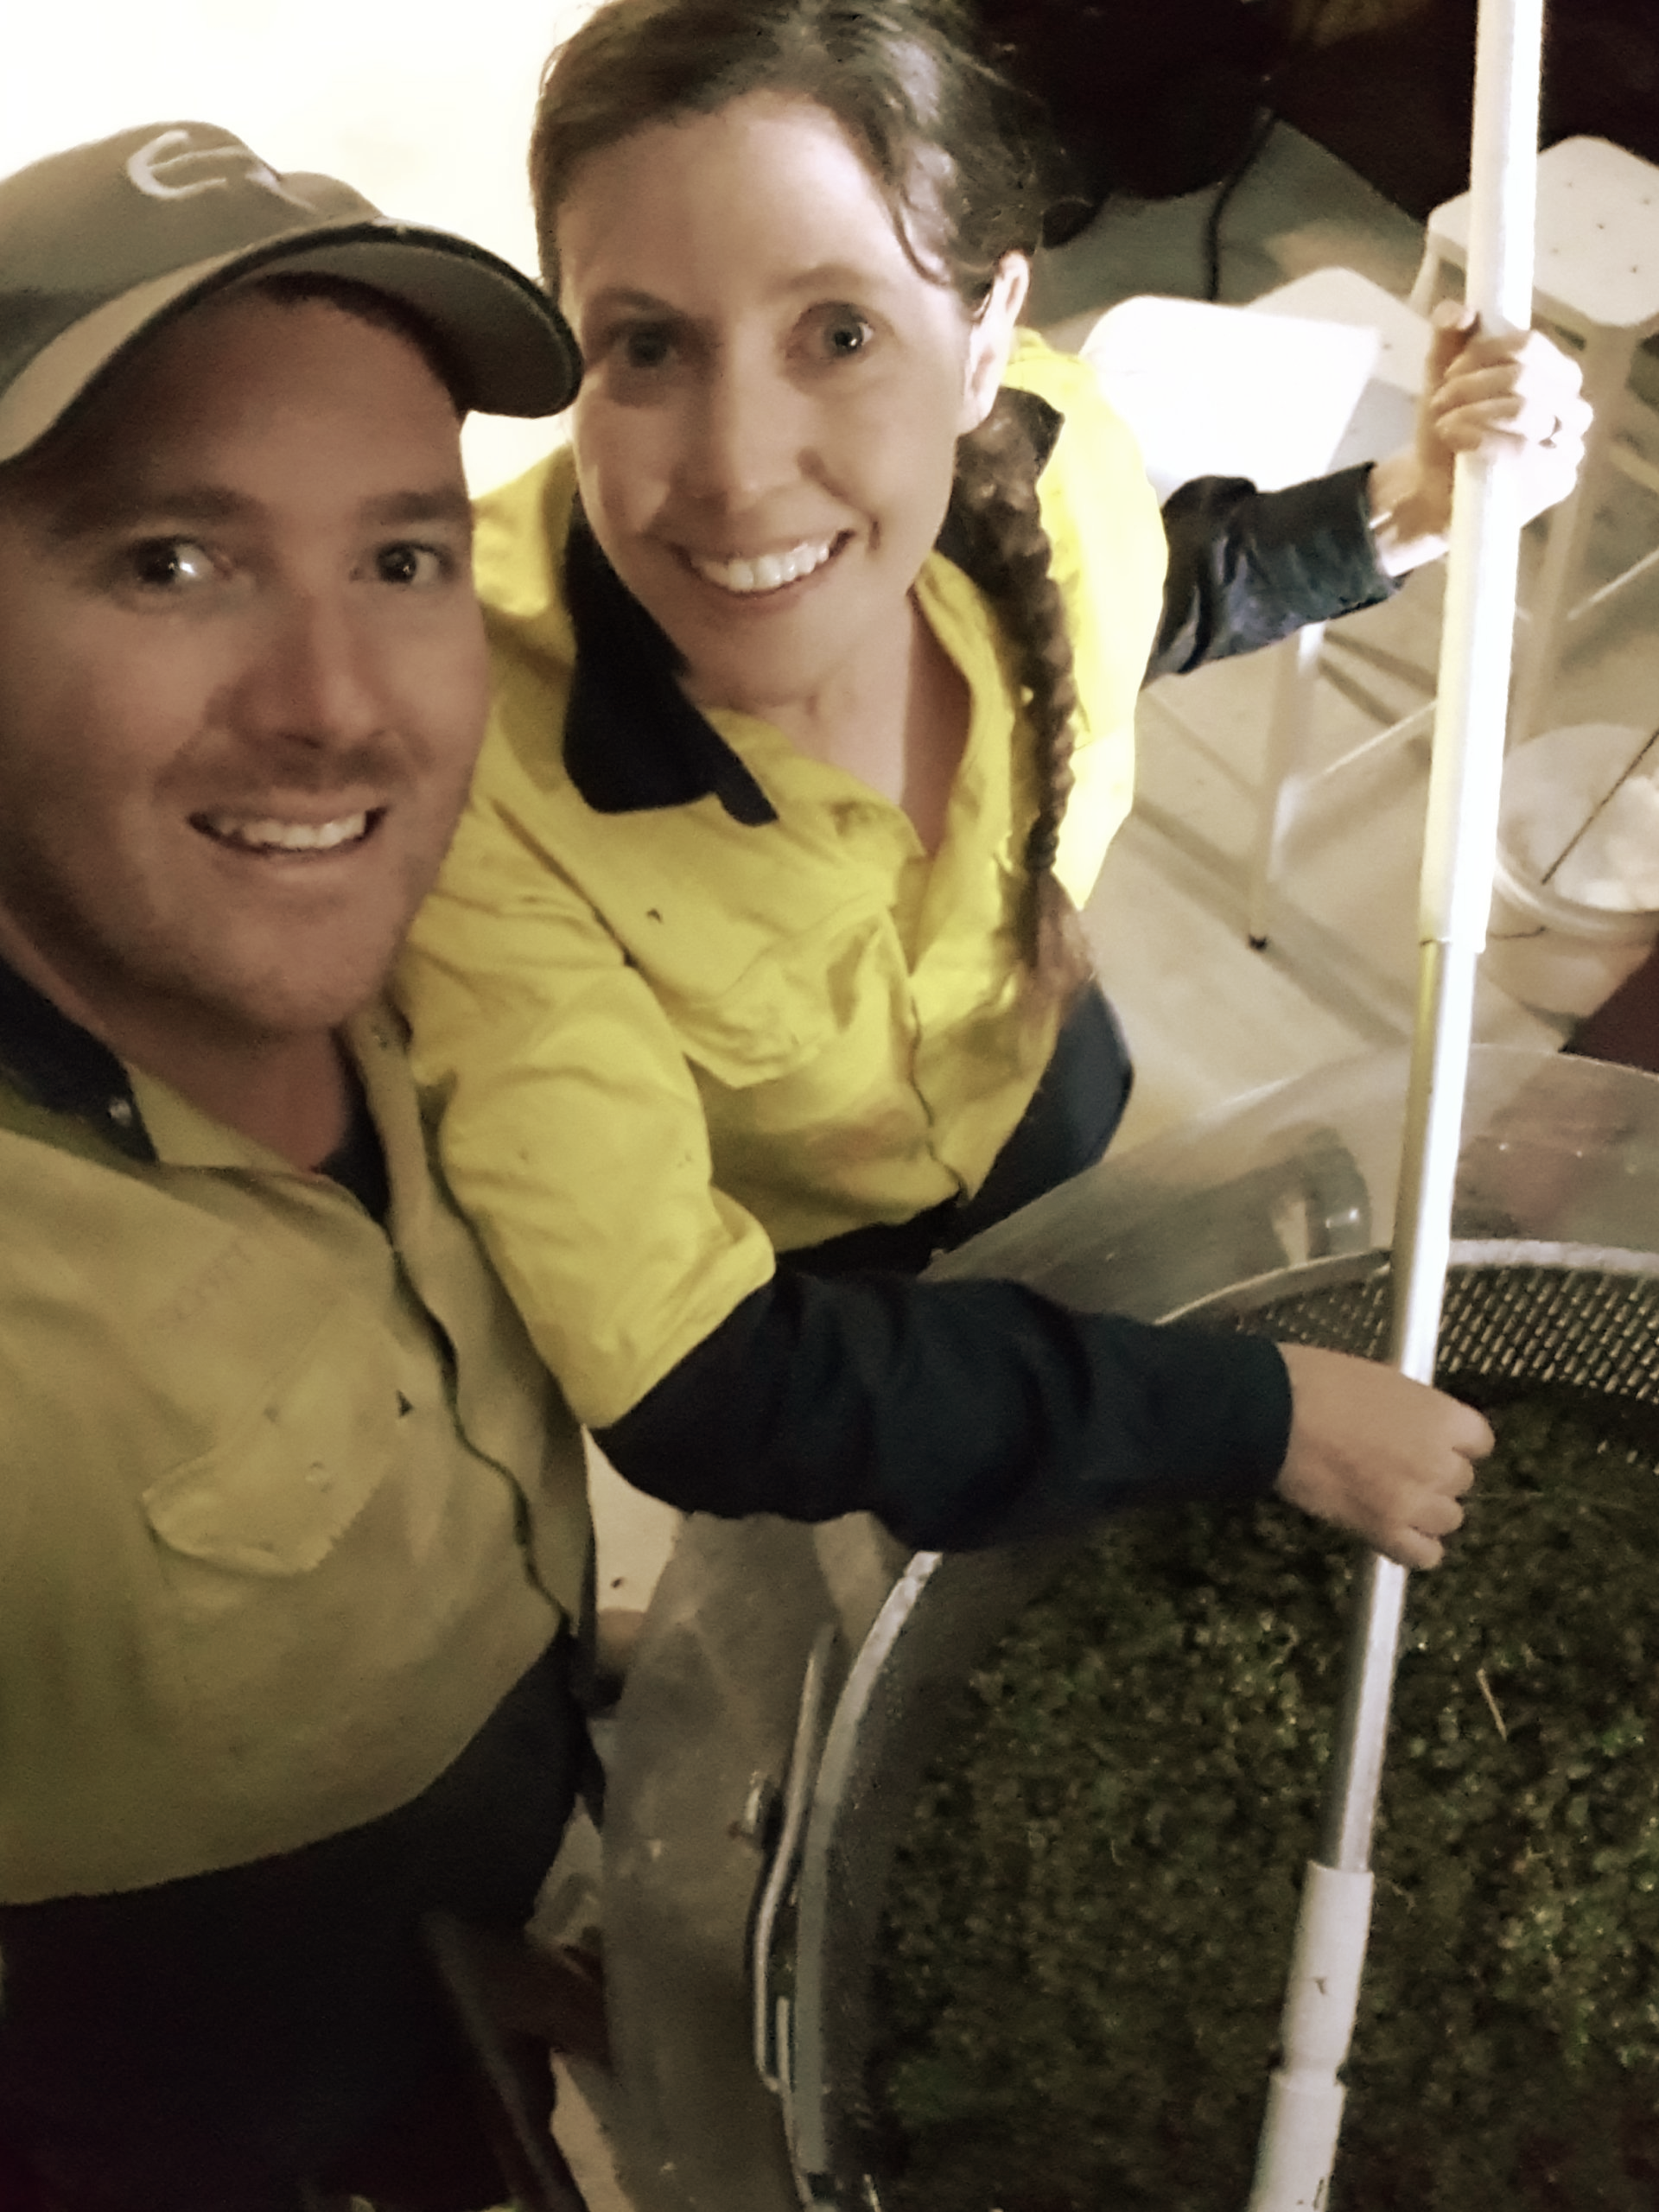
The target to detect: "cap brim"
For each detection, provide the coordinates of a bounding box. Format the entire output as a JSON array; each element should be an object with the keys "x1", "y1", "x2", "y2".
[
  {"x1": 233, "y1": 223, "x2": 582, "y2": 418},
  {"x1": 0, "y1": 216, "x2": 580, "y2": 466}
]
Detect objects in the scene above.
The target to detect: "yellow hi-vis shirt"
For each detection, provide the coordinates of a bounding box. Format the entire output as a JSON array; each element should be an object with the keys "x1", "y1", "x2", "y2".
[
  {"x1": 0, "y1": 998, "x2": 588, "y2": 1903},
  {"x1": 399, "y1": 334, "x2": 1166, "y2": 1431}
]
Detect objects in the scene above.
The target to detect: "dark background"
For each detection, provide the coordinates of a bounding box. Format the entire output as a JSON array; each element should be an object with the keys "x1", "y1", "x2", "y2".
[
  {"x1": 977, "y1": 0, "x2": 1659, "y2": 225},
  {"x1": 1278, "y1": 0, "x2": 1659, "y2": 217}
]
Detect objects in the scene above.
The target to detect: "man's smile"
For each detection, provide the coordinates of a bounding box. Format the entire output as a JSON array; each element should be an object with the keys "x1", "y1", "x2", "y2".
[{"x1": 192, "y1": 808, "x2": 383, "y2": 855}]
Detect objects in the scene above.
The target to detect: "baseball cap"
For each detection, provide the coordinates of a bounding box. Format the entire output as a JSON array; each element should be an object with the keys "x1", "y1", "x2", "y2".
[{"x1": 0, "y1": 120, "x2": 583, "y2": 465}]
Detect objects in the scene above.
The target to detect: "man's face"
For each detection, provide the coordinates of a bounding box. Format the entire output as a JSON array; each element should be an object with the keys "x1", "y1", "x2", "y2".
[{"x1": 0, "y1": 288, "x2": 489, "y2": 1060}]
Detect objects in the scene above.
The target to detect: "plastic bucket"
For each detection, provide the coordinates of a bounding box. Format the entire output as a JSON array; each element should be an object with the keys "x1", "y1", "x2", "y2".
[{"x1": 1483, "y1": 722, "x2": 1659, "y2": 1019}]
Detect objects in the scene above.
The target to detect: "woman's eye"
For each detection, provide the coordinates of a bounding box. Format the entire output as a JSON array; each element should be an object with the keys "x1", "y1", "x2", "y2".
[
  {"x1": 127, "y1": 537, "x2": 215, "y2": 589},
  {"x1": 820, "y1": 310, "x2": 874, "y2": 360},
  {"x1": 620, "y1": 325, "x2": 676, "y2": 372},
  {"x1": 375, "y1": 543, "x2": 449, "y2": 587}
]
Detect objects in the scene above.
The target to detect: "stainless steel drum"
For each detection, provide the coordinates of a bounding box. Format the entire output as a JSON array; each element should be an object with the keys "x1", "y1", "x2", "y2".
[{"x1": 600, "y1": 1046, "x2": 1659, "y2": 2212}]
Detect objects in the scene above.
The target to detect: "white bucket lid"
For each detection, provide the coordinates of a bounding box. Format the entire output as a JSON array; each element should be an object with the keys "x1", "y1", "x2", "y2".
[
  {"x1": 1490, "y1": 840, "x2": 1659, "y2": 944},
  {"x1": 1500, "y1": 721, "x2": 1659, "y2": 919}
]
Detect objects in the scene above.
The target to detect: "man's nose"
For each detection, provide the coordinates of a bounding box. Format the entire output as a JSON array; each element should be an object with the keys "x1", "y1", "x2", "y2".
[{"x1": 233, "y1": 588, "x2": 386, "y2": 751}]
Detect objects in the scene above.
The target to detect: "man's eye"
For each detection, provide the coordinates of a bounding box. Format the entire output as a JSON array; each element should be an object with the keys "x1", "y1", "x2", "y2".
[
  {"x1": 376, "y1": 543, "x2": 449, "y2": 587},
  {"x1": 128, "y1": 538, "x2": 215, "y2": 589}
]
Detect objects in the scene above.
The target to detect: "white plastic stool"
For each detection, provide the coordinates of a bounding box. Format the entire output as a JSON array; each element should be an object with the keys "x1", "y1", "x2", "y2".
[
  {"x1": 1079, "y1": 290, "x2": 1381, "y2": 504},
  {"x1": 1410, "y1": 136, "x2": 1659, "y2": 740},
  {"x1": 1249, "y1": 270, "x2": 1432, "y2": 945},
  {"x1": 1081, "y1": 270, "x2": 1431, "y2": 944}
]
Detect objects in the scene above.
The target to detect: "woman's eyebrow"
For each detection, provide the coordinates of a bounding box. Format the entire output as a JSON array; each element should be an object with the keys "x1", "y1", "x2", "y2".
[
  {"x1": 585, "y1": 288, "x2": 683, "y2": 319},
  {"x1": 583, "y1": 264, "x2": 896, "y2": 321},
  {"x1": 778, "y1": 261, "x2": 892, "y2": 295}
]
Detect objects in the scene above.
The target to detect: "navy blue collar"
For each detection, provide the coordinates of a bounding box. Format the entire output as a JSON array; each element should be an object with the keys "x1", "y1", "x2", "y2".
[
  {"x1": 0, "y1": 955, "x2": 156, "y2": 1161},
  {"x1": 561, "y1": 387, "x2": 1064, "y2": 821},
  {"x1": 0, "y1": 953, "x2": 388, "y2": 1212},
  {"x1": 563, "y1": 515, "x2": 780, "y2": 824}
]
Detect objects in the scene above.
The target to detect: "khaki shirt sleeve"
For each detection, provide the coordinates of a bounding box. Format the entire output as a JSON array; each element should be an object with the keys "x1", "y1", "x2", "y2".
[{"x1": 398, "y1": 775, "x2": 777, "y2": 1431}]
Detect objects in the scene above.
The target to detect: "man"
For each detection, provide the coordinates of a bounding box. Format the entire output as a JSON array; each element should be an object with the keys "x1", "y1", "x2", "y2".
[{"x1": 0, "y1": 123, "x2": 595, "y2": 2210}]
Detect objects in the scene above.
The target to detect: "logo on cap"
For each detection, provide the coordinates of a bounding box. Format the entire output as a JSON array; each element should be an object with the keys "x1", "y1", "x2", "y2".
[{"x1": 125, "y1": 128, "x2": 308, "y2": 207}]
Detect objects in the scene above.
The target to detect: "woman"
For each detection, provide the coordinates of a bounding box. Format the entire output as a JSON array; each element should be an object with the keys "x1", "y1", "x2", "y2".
[{"x1": 401, "y1": 0, "x2": 1582, "y2": 1563}]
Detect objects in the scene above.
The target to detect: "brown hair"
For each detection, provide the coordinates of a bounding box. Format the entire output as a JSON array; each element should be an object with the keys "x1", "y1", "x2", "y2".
[{"x1": 531, "y1": 0, "x2": 1090, "y2": 1000}]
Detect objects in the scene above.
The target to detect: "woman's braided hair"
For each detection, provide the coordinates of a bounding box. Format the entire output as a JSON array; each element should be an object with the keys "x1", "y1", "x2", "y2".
[
  {"x1": 531, "y1": 0, "x2": 1091, "y2": 1001},
  {"x1": 946, "y1": 393, "x2": 1093, "y2": 1001}
]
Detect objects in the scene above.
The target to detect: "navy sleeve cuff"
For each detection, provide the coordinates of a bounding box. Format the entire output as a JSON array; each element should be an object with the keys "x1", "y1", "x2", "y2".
[
  {"x1": 595, "y1": 1271, "x2": 1293, "y2": 1553},
  {"x1": 1149, "y1": 463, "x2": 1401, "y2": 680}
]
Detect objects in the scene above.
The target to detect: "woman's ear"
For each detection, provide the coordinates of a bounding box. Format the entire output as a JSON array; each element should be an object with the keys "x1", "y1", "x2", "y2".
[{"x1": 958, "y1": 254, "x2": 1031, "y2": 431}]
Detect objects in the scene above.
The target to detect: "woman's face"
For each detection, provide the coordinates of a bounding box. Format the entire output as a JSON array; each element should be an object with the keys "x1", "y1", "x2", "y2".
[{"x1": 555, "y1": 92, "x2": 1026, "y2": 722}]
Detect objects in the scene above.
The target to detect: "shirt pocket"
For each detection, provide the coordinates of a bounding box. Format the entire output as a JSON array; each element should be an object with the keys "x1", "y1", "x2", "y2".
[
  {"x1": 142, "y1": 1300, "x2": 402, "y2": 1577},
  {"x1": 664, "y1": 904, "x2": 895, "y2": 1092}
]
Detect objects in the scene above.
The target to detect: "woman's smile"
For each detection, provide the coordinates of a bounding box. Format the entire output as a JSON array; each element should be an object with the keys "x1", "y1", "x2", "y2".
[
  {"x1": 556, "y1": 91, "x2": 1021, "y2": 733},
  {"x1": 681, "y1": 532, "x2": 844, "y2": 597}
]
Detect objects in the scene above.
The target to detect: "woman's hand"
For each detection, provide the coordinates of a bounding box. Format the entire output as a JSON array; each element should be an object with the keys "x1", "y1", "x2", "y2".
[
  {"x1": 1272, "y1": 1341, "x2": 1492, "y2": 1567},
  {"x1": 1366, "y1": 302, "x2": 1592, "y2": 575}
]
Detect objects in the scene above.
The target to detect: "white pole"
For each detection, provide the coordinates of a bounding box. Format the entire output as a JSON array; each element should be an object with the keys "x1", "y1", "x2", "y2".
[{"x1": 1246, "y1": 2, "x2": 1542, "y2": 2202}]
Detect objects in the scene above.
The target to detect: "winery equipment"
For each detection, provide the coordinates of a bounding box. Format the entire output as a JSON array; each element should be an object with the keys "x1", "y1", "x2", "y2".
[{"x1": 601, "y1": 1044, "x2": 1659, "y2": 2212}]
